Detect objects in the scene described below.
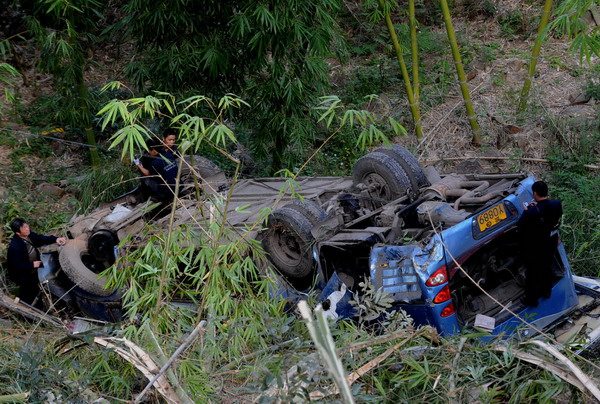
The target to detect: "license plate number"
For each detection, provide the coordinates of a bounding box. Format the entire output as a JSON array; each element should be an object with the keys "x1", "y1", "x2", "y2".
[{"x1": 476, "y1": 203, "x2": 507, "y2": 232}]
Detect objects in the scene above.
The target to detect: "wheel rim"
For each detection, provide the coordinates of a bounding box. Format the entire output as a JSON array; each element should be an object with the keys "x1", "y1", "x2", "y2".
[
  {"x1": 362, "y1": 173, "x2": 393, "y2": 201},
  {"x1": 89, "y1": 230, "x2": 117, "y2": 263},
  {"x1": 270, "y1": 224, "x2": 303, "y2": 269}
]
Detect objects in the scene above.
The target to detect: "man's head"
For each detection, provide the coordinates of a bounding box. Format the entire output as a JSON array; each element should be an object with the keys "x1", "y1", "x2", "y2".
[
  {"x1": 532, "y1": 181, "x2": 549, "y2": 201},
  {"x1": 162, "y1": 130, "x2": 177, "y2": 151},
  {"x1": 10, "y1": 218, "x2": 30, "y2": 237}
]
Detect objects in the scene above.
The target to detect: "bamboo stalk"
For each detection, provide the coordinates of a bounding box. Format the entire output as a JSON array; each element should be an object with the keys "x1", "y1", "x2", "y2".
[
  {"x1": 154, "y1": 148, "x2": 186, "y2": 326},
  {"x1": 438, "y1": 0, "x2": 482, "y2": 145},
  {"x1": 134, "y1": 321, "x2": 206, "y2": 403},
  {"x1": 409, "y1": 0, "x2": 420, "y2": 102},
  {"x1": 377, "y1": 0, "x2": 424, "y2": 139},
  {"x1": 517, "y1": 0, "x2": 554, "y2": 117}
]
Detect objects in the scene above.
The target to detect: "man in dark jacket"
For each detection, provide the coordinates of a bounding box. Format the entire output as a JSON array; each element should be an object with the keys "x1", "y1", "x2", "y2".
[
  {"x1": 149, "y1": 131, "x2": 179, "y2": 202},
  {"x1": 517, "y1": 181, "x2": 563, "y2": 307},
  {"x1": 6, "y1": 218, "x2": 67, "y2": 305}
]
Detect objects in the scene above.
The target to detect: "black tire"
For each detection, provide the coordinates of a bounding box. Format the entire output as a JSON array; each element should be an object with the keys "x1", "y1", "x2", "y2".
[
  {"x1": 284, "y1": 199, "x2": 328, "y2": 225},
  {"x1": 59, "y1": 239, "x2": 115, "y2": 297},
  {"x1": 72, "y1": 287, "x2": 123, "y2": 323},
  {"x1": 352, "y1": 152, "x2": 413, "y2": 202},
  {"x1": 374, "y1": 144, "x2": 429, "y2": 190},
  {"x1": 262, "y1": 207, "x2": 316, "y2": 281}
]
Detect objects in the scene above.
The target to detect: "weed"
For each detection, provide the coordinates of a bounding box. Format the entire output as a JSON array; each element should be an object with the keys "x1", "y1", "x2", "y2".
[
  {"x1": 549, "y1": 56, "x2": 570, "y2": 71},
  {"x1": 585, "y1": 73, "x2": 600, "y2": 100},
  {"x1": 0, "y1": 129, "x2": 53, "y2": 164},
  {"x1": 342, "y1": 59, "x2": 402, "y2": 105},
  {"x1": 545, "y1": 120, "x2": 599, "y2": 276},
  {"x1": 71, "y1": 161, "x2": 138, "y2": 213},
  {"x1": 20, "y1": 95, "x2": 62, "y2": 128},
  {"x1": 460, "y1": 0, "x2": 497, "y2": 19},
  {"x1": 492, "y1": 72, "x2": 506, "y2": 86},
  {"x1": 498, "y1": 10, "x2": 533, "y2": 39}
]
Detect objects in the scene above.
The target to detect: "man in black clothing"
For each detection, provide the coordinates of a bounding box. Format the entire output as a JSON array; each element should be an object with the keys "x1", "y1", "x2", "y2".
[
  {"x1": 135, "y1": 131, "x2": 179, "y2": 202},
  {"x1": 6, "y1": 218, "x2": 67, "y2": 305},
  {"x1": 517, "y1": 181, "x2": 563, "y2": 307}
]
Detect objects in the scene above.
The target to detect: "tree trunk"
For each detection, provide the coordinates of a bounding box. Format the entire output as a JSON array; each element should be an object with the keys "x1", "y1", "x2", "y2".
[
  {"x1": 517, "y1": 0, "x2": 554, "y2": 117},
  {"x1": 378, "y1": 0, "x2": 423, "y2": 139},
  {"x1": 439, "y1": 0, "x2": 482, "y2": 145},
  {"x1": 409, "y1": 0, "x2": 420, "y2": 103}
]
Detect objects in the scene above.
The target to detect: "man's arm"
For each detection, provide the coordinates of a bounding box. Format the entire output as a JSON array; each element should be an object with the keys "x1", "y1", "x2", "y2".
[
  {"x1": 136, "y1": 161, "x2": 151, "y2": 176},
  {"x1": 29, "y1": 231, "x2": 57, "y2": 247}
]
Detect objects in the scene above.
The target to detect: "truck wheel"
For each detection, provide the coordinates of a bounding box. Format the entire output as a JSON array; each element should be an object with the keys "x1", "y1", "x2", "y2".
[
  {"x1": 88, "y1": 230, "x2": 117, "y2": 263},
  {"x1": 284, "y1": 199, "x2": 328, "y2": 225},
  {"x1": 263, "y1": 207, "x2": 316, "y2": 283},
  {"x1": 373, "y1": 144, "x2": 430, "y2": 190},
  {"x1": 59, "y1": 239, "x2": 115, "y2": 297},
  {"x1": 353, "y1": 152, "x2": 413, "y2": 202}
]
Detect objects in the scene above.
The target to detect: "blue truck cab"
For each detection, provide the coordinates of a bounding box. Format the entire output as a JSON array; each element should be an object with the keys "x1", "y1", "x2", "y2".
[{"x1": 368, "y1": 176, "x2": 579, "y2": 338}]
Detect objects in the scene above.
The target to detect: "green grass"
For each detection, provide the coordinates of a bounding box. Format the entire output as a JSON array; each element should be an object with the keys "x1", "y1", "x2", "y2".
[{"x1": 547, "y1": 126, "x2": 600, "y2": 277}]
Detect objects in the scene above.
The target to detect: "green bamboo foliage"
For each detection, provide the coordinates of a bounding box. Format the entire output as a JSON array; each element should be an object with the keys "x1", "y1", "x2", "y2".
[
  {"x1": 409, "y1": 0, "x2": 420, "y2": 103},
  {"x1": 439, "y1": 0, "x2": 482, "y2": 145},
  {"x1": 377, "y1": 0, "x2": 423, "y2": 139},
  {"x1": 517, "y1": 0, "x2": 554, "y2": 116}
]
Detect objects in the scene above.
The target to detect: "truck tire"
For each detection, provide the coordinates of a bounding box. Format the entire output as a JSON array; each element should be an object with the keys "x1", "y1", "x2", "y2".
[
  {"x1": 353, "y1": 152, "x2": 413, "y2": 202},
  {"x1": 59, "y1": 239, "x2": 115, "y2": 297},
  {"x1": 262, "y1": 207, "x2": 316, "y2": 283},
  {"x1": 373, "y1": 144, "x2": 430, "y2": 190},
  {"x1": 284, "y1": 199, "x2": 328, "y2": 225}
]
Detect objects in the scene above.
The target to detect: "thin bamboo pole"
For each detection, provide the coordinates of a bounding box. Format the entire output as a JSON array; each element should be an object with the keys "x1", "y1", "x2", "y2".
[
  {"x1": 517, "y1": 0, "x2": 553, "y2": 117},
  {"x1": 439, "y1": 0, "x2": 482, "y2": 145},
  {"x1": 378, "y1": 0, "x2": 423, "y2": 139},
  {"x1": 409, "y1": 0, "x2": 420, "y2": 102}
]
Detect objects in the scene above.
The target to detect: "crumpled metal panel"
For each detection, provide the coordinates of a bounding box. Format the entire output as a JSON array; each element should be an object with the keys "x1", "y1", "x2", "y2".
[{"x1": 370, "y1": 237, "x2": 444, "y2": 303}]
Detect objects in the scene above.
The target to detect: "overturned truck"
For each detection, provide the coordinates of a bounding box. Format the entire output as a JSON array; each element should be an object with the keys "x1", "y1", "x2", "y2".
[{"x1": 41, "y1": 147, "x2": 600, "y2": 348}]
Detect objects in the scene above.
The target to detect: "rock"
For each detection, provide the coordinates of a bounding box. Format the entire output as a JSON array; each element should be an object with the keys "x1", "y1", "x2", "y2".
[
  {"x1": 37, "y1": 183, "x2": 65, "y2": 197},
  {"x1": 504, "y1": 124, "x2": 523, "y2": 134},
  {"x1": 455, "y1": 159, "x2": 483, "y2": 174},
  {"x1": 568, "y1": 92, "x2": 592, "y2": 105}
]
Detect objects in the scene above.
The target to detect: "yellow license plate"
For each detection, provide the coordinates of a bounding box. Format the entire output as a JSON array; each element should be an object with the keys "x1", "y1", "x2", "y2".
[{"x1": 476, "y1": 203, "x2": 507, "y2": 232}]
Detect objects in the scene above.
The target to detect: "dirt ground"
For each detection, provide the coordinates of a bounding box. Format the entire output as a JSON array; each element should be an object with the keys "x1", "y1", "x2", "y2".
[{"x1": 0, "y1": 1, "x2": 598, "y2": 210}]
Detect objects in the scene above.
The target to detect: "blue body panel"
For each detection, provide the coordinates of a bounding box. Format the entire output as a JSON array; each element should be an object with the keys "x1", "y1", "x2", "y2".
[{"x1": 367, "y1": 176, "x2": 579, "y2": 337}]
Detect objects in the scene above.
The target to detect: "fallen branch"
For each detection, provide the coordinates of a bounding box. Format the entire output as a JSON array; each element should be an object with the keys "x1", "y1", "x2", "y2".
[
  {"x1": 0, "y1": 291, "x2": 63, "y2": 328},
  {"x1": 424, "y1": 156, "x2": 599, "y2": 170},
  {"x1": 340, "y1": 326, "x2": 439, "y2": 354},
  {"x1": 346, "y1": 328, "x2": 432, "y2": 386},
  {"x1": 134, "y1": 320, "x2": 206, "y2": 404},
  {"x1": 494, "y1": 345, "x2": 585, "y2": 391},
  {"x1": 94, "y1": 337, "x2": 180, "y2": 404},
  {"x1": 0, "y1": 392, "x2": 29, "y2": 403},
  {"x1": 526, "y1": 340, "x2": 600, "y2": 401}
]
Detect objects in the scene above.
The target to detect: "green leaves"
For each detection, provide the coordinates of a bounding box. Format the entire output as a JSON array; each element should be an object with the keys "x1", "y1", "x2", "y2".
[
  {"x1": 550, "y1": 0, "x2": 600, "y2": 64},
  {"x1": 109, "y1": 124, "x2": 149, "y2": 160},
  {"x1": 97, "y1": 92, "x2": 248, "y2": 159},
  {"x1": 316, "y1": 95, "x2": 405, "y2": 151}
]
